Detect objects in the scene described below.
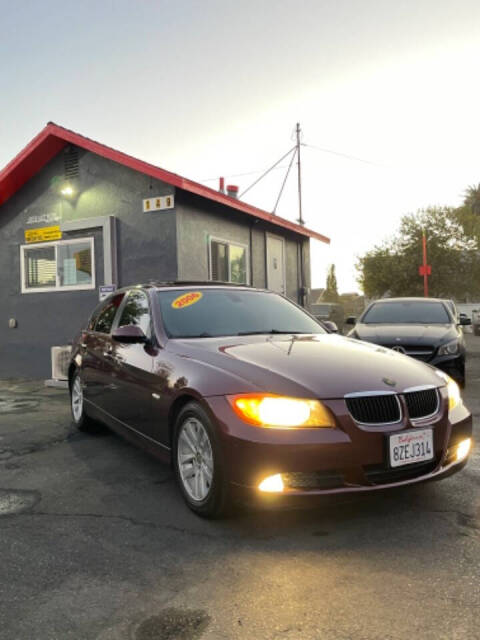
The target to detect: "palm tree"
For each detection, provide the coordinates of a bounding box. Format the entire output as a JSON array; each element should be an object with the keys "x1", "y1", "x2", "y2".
[{"x1": 463, "y1": 184, "x2": 480, "y2": 215}]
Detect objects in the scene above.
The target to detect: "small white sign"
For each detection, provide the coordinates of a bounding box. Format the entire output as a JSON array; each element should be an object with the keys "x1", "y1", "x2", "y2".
[
  {"x1": 26, "y1": 212, "x2": 63, "y2": 226},
  {"x1": 99, "y1": 284, "x2": 117, "y2": 301},
  {"x1": 143, "y1": 194, "x2": 175, "y2": 213}
]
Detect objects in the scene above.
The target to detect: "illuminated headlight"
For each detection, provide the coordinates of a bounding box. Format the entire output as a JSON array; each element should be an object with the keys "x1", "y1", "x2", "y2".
[
  {"x1": 435, "y1": 370, "x2": 462, "y2": 412},
  {"x1": 229, "y1": 394, "x2": 335, "y2": 428},
  {"x1": 438, "y1": 340, "x2": 459, "y2": 356}
]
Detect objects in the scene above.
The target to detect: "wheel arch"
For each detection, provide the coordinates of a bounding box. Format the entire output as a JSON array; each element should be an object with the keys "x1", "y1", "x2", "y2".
[
  {"x1": 68, "y1": 362, "x2": 78, "y2": 391},
  {"x1": 168, "y1": 392, "x2": 217, "y2": 449}
]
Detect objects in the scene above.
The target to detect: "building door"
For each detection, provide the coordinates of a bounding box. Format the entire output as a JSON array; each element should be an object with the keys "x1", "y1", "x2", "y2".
[{"x1": 266, "y1": 234, "x2": 286, "y2": 294}]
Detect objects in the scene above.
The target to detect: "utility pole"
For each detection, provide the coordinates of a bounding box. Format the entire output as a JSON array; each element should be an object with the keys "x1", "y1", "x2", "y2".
[
  {"x1": 296, "y1": 122, "x2": 304, "y2": 226},
  {"x1": 419, "y1": 231, "x2": 431, "y2": 297}
]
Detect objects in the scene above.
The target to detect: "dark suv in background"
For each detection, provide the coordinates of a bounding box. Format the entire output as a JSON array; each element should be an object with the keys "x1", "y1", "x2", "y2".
[{"x1": 346, "y1": 297, "x2": 470, "y2": 386}]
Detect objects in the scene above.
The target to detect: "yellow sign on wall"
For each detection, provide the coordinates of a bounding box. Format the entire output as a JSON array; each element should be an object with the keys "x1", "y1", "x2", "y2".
[{"x1": 24, "y1": 226, "x2": 62, "y2": 244}]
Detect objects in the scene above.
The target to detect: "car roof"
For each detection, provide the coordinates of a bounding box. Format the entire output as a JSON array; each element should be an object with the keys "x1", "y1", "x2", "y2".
[
  {"x1": 114, "y1": 281, "x2": 269, "y2": 294},
  {"x1": 370, "y1": 297, "x2": 447, "y2": 304}
]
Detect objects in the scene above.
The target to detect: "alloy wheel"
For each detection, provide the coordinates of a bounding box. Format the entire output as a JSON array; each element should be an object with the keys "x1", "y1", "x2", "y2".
[
  {"x1": 71, "y1": 376, "x2": 83, "y2": 423},
  {"x1": 177, "y1": 417, "x2": 214, "y2": 502}
]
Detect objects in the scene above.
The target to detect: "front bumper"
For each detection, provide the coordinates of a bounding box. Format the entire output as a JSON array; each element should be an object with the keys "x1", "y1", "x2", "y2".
[{"x1": 205, "y1": 392, "x2": 472, "y2": 498}]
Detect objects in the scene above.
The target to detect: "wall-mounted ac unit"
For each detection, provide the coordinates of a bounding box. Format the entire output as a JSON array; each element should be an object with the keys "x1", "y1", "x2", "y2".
[{"x1": 51, "y1": 346, "x2": 72, "y2": 381}]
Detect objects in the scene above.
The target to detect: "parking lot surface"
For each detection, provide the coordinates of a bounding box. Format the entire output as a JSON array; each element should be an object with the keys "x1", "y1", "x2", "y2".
[{"x1": 1, "y1": 336, "x2": 479, "y2": 640}]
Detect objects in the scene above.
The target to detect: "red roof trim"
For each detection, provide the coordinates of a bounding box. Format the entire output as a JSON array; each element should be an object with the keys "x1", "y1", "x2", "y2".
[{"x1": 0, "y1": 123, "x2": 330, "y2": 244}]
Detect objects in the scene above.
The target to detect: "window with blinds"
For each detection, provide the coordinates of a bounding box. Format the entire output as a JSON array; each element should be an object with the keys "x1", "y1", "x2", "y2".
[
  {"x1": 25, "y1": 247, "x2": 56, "y2": 288},
  {"x1": 209, "y1": 238, "x2": 247, "y2": 284},
  {"x1": 21, "y1": 238, "x2": 95, "y2": 293}
]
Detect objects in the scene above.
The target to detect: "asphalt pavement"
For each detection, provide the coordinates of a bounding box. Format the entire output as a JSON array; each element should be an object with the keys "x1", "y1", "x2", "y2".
[{"x1": 1, "y1": 336, "x2": 479, "y2": 640}]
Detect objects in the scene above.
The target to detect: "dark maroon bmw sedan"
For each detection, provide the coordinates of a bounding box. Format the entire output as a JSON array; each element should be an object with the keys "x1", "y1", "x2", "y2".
[{"x1": 69, "y1": 283, "x2": 473, "y2": 517}]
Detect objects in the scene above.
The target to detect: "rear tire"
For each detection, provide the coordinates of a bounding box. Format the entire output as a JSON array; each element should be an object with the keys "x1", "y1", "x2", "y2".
[
  {"x1": 173, "y1": 402, "x2": 230, "y2": 518},
  {"x1": 70, "y1": 370, "x2": 96, "y2": 432}
]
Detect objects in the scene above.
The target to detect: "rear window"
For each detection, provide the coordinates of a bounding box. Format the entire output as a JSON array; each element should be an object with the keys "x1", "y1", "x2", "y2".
[
  {"x1": 157, "y1": 289, "x2": 325, "y2": 338},
  {"x1": 362, "y1": 301, "x2": 451, "y2": 324}
]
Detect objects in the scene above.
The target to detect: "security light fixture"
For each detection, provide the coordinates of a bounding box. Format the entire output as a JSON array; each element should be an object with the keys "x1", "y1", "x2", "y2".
[{"x1": 60, "y1": 184, "x2": 74, "y2": 197}]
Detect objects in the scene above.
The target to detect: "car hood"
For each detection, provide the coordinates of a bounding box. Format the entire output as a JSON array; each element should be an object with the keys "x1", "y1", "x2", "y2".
[
  {"x1": 353, "y1": 323, "x2": 456, "y2": 345},
  {"x1": 172, "y1": 334, "x2": 444, "y2": 399}
]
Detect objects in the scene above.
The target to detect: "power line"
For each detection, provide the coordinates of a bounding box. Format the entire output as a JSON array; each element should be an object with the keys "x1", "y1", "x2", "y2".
[
  {"x1": 239, "y1": 146, "x2": 297, "y2": 198},
  {"x1": 198, "y1": 140, "x2": 387, "y2": 192},
  {"x1": 273, "y1": 146, "x2": 297, "y2": 214},
  {"x1": 301, "y1": 142, "x2": 387, "y2": 168},
  {"x1": 199, "y1": 164, "x2": 290, "y2": 183}
]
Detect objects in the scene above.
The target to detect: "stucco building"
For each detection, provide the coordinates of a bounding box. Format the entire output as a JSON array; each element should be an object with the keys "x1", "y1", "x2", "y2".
[{"x1": 0, "y1": 123, "x2": 330, "y2": 378}]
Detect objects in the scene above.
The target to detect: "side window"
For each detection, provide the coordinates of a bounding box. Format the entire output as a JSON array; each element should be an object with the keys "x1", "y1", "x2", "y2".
[
  {"x1": 87, "y1": 303, "x2": 103, "y2": 331},
  {"x1": 118, "y1": 290, "x2": 151, "y2": 337},
  {"x1": 94, "y1": 293, "x2": 125, "y2": 334}
]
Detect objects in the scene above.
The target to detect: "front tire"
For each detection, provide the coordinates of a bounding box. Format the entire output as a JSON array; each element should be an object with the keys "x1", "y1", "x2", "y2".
[
  {"x1": 173, "y1": 402, "x2": 229, "y2": 518},
  {"x1": 70, "y1": 370, "x2": 96, "y2": 432}
]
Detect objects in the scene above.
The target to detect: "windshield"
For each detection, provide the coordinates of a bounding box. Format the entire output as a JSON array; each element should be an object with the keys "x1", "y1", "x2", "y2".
[
  {"x1": 157, "y1": 289, "x2": 326, "y2": 338},
  {"x1": 362, "y1": 301, "x2": 451, "y2": 324}
]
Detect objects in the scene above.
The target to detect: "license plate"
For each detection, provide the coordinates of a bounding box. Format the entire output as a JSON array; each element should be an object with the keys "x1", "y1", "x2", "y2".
[{"x1": 389, "y1": 428, "x2": 434, "y2": 468}]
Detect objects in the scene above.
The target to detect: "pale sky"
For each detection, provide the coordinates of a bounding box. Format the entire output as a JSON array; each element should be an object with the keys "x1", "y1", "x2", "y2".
[{"x1": 2, "y1": 0, "x2": 480, "y2": 292}]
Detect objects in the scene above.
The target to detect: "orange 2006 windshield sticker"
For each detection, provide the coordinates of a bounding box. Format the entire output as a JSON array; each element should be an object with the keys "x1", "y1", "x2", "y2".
[{"x1": 171, "y1": 291, "x2": 203, "y2": 309}]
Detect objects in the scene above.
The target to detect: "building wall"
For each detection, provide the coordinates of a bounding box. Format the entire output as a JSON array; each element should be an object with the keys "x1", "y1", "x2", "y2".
[
  {"x1": 0, "y1": 147, "x2": 314, "y2": 378},
  {"x1": 176, "y1": 191, "x2": 309, "y2": 303},
  {"x1": 0, "y1": 147, "x2": 177, "y2": 378},
  {"x1": 176, "y1": 193, "x2": 251, "y2": 282}
]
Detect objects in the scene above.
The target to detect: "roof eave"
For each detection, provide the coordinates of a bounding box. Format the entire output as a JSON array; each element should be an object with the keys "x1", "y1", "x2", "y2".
[{"x1": 0, "y1": 122, "x2": 330, "y2": 245}]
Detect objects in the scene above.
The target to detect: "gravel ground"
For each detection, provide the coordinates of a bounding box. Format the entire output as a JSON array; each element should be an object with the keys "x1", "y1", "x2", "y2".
[{"x1": 0, "y1": 335, "x2": 479, "y2": 640}]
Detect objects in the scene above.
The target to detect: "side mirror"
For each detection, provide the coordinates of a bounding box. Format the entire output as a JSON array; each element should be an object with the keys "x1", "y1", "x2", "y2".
[
  {"x1": 460, "y1": 316, "x2": 472, "y2": 326},
  {"x1": 322, "y1": 320, "x2": 339, "y2": 334},
  {"x1": 345, "y1": 316, "x2": 356, "y2": 325},
  {"x1": 112, "y1": 325, "x2": 147, "y2": 343}
]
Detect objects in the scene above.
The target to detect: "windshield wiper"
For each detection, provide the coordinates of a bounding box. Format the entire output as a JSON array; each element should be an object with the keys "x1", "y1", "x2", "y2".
[{"x1": 237, "y1": 329, "x2": 305, "y2": 335}]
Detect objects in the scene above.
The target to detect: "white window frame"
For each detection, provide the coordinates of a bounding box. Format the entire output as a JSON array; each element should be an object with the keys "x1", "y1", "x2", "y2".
[
  {"x1": 208, "y1": 236, "x2": 250, "y2": 285},
  {"x1": 20, "y1": 237, "x2": 96, "y2": 294}
]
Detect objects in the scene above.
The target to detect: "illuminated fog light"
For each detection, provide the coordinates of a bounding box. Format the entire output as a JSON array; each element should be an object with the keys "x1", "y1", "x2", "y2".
[
  {"x1": 258, "y1": 474, "x2": 284, "y2": 493},
  {"x1": 60, "y1": 185, "x2": 74, "y2": 196},
  {"x1": 456, "y1": 438, "x2": 472, "y2": 462}
]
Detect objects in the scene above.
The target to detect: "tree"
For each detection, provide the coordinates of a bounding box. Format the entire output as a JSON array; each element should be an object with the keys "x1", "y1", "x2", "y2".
[
  {"x1": 323, "y1": 264, "x2": 339, "y2": 302},
  {"x1": 357, "y1": 206, "x2": 480, "y2": 300},
  {"x1": 456, "y1": 185, "x2": 480, "y2": 245},
  {"x1": 463, "y1": 183, "x2": 480, "y2": 215}
]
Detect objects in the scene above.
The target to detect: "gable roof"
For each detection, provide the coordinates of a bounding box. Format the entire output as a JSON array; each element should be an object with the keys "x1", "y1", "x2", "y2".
[{"x1": 0, "y1": 123, "x2": 330, "y2": 244}]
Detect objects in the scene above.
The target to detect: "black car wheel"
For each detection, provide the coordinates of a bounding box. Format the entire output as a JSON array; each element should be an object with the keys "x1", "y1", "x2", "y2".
[
  {"x1": 173, "y1": 401, "x2": 229, "y2": 518},
  {"x1": 70, "y1": 370, "x2": 96, "y2": 432}
]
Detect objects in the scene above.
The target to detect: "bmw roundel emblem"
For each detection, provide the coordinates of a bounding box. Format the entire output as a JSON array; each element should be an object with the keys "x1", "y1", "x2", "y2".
[
  {"x1": 382, "y1": 377, "x2": 397, "y2": 387},
  {"x1": 392, "y1": 345, "x2": 406, "y2": 354}
]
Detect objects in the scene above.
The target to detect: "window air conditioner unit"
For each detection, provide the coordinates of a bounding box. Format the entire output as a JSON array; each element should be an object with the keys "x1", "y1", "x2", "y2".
[{"x1": 51, "y1": 346, "x2": 72, "y2": 381}]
